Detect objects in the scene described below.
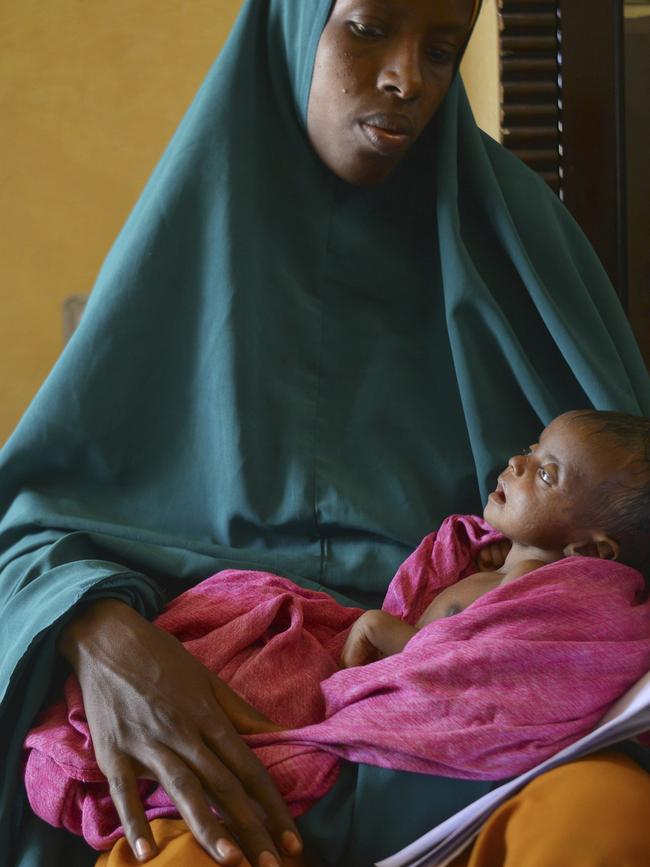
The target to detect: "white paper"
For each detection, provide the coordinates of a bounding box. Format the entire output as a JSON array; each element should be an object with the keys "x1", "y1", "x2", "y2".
[{"x1": 376, "y1": 671, "x2": 650, "y2": 867}]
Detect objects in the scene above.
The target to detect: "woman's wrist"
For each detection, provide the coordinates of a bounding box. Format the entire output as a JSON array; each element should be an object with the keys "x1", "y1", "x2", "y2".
[{"x1": 58, "y1": 598, "x2": 136, "y2": 667}]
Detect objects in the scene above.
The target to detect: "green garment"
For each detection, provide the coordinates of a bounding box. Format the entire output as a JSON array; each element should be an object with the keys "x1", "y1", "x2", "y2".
[{"x1": 1, "y1": 1, "x2": 649, "y2": 865}]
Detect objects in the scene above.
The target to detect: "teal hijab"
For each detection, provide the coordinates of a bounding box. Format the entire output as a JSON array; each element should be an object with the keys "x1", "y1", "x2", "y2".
[{"x1": 2, "y1": 0, "x2": 649, "y2": 864}]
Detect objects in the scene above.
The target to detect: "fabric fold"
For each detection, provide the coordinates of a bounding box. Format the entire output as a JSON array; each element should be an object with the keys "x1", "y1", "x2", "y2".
[{"x1": 23, "y1": 516, "x2": 650, "y2": 850}]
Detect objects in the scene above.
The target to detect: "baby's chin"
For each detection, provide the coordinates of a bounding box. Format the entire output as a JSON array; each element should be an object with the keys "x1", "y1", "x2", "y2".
[{"x1": 482, "y1": 500, "x2": 502, "y2": 529}]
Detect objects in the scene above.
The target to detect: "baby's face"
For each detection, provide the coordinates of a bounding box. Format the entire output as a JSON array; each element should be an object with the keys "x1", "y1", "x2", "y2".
[{"x1": 483, "y1": 413, "x2": 628, "y2": 553}]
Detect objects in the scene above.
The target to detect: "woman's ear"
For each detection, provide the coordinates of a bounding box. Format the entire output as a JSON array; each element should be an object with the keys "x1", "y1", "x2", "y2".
[{"x1": 563, "y1": 534, "x2": 620, "y2": 561}]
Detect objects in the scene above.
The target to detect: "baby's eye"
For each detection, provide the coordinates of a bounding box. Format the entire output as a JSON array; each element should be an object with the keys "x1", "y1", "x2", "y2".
[
  {"x1": 349, "y1": 21, "x2": 384, "y2": 39},
  {"x1": 537, "y1": 467, "x2": 552, "y2": 486}
]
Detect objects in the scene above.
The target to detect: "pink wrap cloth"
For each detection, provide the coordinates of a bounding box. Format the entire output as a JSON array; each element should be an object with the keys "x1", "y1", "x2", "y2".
[{"x1": 23, "y1": 515, "x2": 650, "y2": 849}]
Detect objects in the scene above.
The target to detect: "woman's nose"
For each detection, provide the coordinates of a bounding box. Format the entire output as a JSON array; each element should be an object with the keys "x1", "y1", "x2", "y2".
[
  {"x1": 508, "y1": 454, "x2": 526, "y2": 476},
  {"x1": 377, "y1": 42, "x2": 423, "y2": 101}
]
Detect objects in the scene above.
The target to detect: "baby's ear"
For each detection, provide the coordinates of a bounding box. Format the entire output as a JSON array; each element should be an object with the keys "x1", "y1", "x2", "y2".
[{"x1": 563, "y1": 533, "x2": 620, "y2": 561}]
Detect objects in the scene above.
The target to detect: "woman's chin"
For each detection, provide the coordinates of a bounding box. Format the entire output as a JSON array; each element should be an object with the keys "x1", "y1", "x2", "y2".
[{"x1": 320, "y1": 145, "x2": 403, "y2": 187}]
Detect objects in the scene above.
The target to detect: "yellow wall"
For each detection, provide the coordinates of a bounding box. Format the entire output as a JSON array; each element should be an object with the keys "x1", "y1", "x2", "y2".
[
  {"x1": 0, "y1": 1, "x2": 241, "y2": 445},
  {"x1": 461, "y1": 0, "x2": 500, "y2": 141},
  {"x1": 0, "y1": 1, "x2": 500, "y2": 446}
]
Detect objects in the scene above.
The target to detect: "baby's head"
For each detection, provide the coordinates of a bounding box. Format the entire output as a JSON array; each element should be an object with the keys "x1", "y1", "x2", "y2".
[{"x1": 484, "y1": 410, "x2": 650, "y2": 576}]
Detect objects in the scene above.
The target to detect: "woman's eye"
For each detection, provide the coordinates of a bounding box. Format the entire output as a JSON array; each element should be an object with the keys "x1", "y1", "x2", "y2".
[
  {"x1": 427, "y1": 47, "x2": 454, "y2": 65},
  {"x1": 349, "y1": 21, "x2": 383, "y2": 39},
  {"x1": 537, "y1": 467, "x2": 552, "y2": 486}
]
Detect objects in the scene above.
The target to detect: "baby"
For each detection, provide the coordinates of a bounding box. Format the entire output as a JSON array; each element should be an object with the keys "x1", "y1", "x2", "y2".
[{"x1": 341, "y1": 409, "x2": 650, "y2": 667}]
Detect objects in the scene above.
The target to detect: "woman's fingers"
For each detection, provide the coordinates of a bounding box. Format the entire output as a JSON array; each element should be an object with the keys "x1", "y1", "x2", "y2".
[
  {"x1": 98, "y1": 736, "x2": 287, "y2": 867},
  {"x1": 99, "y1": 755, "x2": 157, "y2": 863},
  {"x1": 147, "y1": 743, "x2": 276, "y2": 866},
  {"x1": 201, "y1": 726, "x2": 302, "y2": 862},
  {"x1": 209, "y1": 675, "x2": 284, "y2": 736},
  {"x1": 205, "y1": 676, "x2": 302, "y2": 857}
]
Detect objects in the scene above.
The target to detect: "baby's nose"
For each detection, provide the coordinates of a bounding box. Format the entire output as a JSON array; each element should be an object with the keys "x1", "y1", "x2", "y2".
[{"x1": 508, "y1": 454, "x2": 526, "y2": 475}]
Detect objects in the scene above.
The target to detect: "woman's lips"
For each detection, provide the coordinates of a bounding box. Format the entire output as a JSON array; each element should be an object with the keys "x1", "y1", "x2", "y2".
[{"x1": 358, "y1": 114, "x2": 414, "y2": 156}]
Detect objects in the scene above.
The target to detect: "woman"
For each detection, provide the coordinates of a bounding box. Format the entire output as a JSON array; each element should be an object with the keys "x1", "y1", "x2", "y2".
[{"x1": 1, "y1": 1, "x2": 648, "y2": 866}]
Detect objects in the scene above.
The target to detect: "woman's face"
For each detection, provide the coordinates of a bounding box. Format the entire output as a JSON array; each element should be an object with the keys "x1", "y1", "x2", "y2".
[{"x1": 307, "y1": 0, "x2": 475, "y2": 186}]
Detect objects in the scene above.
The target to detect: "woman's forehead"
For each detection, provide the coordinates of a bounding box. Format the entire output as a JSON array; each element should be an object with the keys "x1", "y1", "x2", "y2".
[{"x1": 329, "y1": 0, "x2": 480, "y2": 28}]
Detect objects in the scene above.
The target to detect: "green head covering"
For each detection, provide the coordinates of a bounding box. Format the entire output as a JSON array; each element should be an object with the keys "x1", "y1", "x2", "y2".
[{"x1": 2, "y1": 1, "x2": 648, "y2": 863}]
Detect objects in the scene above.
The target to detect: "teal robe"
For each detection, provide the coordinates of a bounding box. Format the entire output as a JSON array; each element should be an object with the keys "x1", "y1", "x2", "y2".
[{"x1": 1, "y1": 1, "x2": 648, "y2": 864}]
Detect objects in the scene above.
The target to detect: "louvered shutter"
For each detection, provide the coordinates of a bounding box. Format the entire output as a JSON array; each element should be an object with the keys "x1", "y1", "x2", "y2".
[
  {"x1": 498, "y1": 1, "x2": 627, "y2": 297},
  {"x1": 499, "y1": 1, "x2": 562, "y2": 195}
]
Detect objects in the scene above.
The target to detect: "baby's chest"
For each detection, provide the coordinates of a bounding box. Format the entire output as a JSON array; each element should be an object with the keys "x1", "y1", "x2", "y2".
[{"x1": 416, "y1": 572, "x2": 502, "y2": 627}]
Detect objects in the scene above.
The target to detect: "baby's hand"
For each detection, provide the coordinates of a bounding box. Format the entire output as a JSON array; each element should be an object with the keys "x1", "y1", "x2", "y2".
[
  {"x1": 476, "y1": 539, "x2": 512, "y2": 572},
  {"x1": 340, "y1": 611, "x2": 383, "y2": 668},
  {"x1": 340, "y1": 610, "x2": 418, "y2": 668}
]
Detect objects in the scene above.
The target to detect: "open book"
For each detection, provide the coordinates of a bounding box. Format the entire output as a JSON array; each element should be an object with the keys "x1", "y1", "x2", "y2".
[{"x1": 376, "y1": 671, "x2": 650, "y2": 867}]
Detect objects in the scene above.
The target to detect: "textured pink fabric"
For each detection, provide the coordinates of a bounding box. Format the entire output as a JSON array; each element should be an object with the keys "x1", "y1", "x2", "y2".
[{"x1": 23, "y1": 515, "x2": 650, "y2": 849}]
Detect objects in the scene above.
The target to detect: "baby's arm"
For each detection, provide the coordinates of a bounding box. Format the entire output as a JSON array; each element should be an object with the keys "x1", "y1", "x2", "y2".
[{"x1": 340, "y1": 610, "x2": 417, "y2": 668}]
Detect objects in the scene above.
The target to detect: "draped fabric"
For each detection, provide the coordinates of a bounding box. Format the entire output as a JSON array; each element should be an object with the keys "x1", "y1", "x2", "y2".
[
  {"x1": 2, "y1": 0, "x2": 649, "y2": 864},
  {"x1": 23, "y1": 516, "x2": 650, "y2": 851}
]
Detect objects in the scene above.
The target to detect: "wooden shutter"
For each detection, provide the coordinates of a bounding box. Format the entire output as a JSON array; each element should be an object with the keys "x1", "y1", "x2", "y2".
[
  {"x1": 499, "y1": 1, "x2": 562, "y2": 195},
  {"x1": 498, "y1": 0, "x2": 627, "y2": 299}
]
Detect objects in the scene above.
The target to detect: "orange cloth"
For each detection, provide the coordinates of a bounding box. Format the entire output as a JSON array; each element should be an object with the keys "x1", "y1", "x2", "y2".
[
  {"x1": 97, "y1": 752, "x2": 650, "y2": 867},
  {"x1": 96, "y1": 819, "x2": 308, "y2": 867},
  {"x1": 96, "y1": 820, "x2": 212, "y2": 867},
  {"x1": 450, "y1": 751, "x2": 650, "y2": 867}
]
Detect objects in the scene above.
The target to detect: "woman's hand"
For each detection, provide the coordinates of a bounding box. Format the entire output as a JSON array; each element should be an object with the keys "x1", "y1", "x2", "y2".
[
  {"x1": 340, "y1": 610, "x2": 417, "y2": 668},
  {"x1": 58, "y1": 599, "x2": 302, "y2": 867},
  {"x1": 476, "y1": 539, "x2": 512, "y2": 572},
  {"x1": 209, "y1": 677, "x2": 284, "y2": 736}
]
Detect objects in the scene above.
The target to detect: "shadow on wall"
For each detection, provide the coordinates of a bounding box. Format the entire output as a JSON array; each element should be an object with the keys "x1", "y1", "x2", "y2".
[{"x1": 62, "y1": 295, "x2": 88, "y2": 344}]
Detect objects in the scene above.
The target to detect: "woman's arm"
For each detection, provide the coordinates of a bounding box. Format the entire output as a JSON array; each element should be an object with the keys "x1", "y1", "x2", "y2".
[
  {"x1": 340, "y1": 610, "x2": 417, "y2": 668},
  {"x1": 59, "y1": 599, "x2": 302, "y2": 867}
]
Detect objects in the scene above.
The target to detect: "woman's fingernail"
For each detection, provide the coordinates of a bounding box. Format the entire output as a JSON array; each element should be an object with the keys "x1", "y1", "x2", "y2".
[
  {"x1": 215, "y1": 839, "x2": 236, "y2": 860},
  {"x1": 282, "y1": 831, "x2": 302, "y2": 854},
  {"x1": 134, "y1": 838, "x2": 153, "y2": 860},
  {"x1": 258, "y1": 852, "x2": 280, "y2": 867}
]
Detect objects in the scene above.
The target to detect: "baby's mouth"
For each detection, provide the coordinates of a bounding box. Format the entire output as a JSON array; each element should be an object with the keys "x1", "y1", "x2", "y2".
[{"x1": 490, "y1": 479, "x2": 507, "y2": 504}]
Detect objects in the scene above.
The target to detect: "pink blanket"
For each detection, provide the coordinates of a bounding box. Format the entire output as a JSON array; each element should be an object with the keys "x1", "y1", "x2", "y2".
[{"x1": 23, "y1": 516, "x2": 650, "y2": 849}]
